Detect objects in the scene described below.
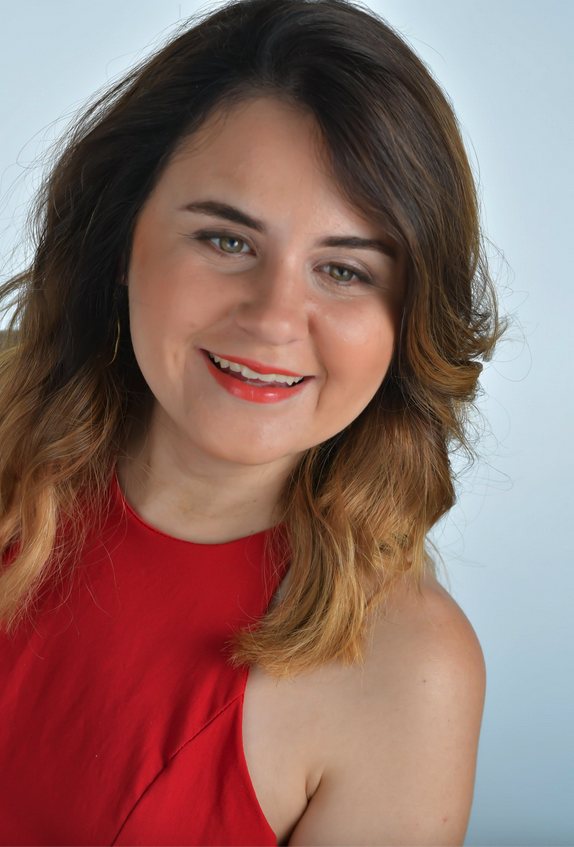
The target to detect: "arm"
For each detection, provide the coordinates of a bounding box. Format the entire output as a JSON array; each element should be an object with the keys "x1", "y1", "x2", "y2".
[{"x1": 288, "y1": 580, "x2": 486, "y2": 846}]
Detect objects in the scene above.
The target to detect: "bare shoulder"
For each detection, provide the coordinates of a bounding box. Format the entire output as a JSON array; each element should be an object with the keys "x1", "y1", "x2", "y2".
[
  {"x1": 368, "y1": 569, "x2": 486, "y2": 692},
  {"x1": 288, "y1": 571, "x2": 486, "y2": 846}
]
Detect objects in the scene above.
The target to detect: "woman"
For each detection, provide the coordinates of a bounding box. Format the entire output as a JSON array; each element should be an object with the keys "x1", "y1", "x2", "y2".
[{"x1": 0, "y1": 0, "x2": 503, "y2": 844}]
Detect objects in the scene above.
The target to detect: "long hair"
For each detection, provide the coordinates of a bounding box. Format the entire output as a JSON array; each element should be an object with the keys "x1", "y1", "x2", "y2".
[{"x1": 0, "y1": 0, "x2": 503, "y2": 678}]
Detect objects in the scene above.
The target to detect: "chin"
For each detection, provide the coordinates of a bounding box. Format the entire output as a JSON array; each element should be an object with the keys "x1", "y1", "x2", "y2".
[{"x1": 211, "y1": 442, "x2": 295, "y2": 467}]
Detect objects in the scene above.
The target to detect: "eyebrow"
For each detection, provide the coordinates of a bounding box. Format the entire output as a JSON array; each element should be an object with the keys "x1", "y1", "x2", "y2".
[{"x1": 180, "y1": 200, "x2": 396, "y2": 258}]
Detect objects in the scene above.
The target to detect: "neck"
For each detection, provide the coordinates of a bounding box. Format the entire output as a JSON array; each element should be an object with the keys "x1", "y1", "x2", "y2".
[{"x1": 115, "y1": 407, "x2": 296, "y2": 545}]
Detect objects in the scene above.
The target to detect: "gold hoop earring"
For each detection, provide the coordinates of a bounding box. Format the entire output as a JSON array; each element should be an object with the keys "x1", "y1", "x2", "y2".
[{"x1": 107, "y1": 314, "x2": 121, "y2": 366}]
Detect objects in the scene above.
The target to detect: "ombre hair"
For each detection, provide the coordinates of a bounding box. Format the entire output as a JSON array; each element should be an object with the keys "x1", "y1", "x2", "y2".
[{"x1": 0, "y1": 0, "x2": 503, "y2": 677}]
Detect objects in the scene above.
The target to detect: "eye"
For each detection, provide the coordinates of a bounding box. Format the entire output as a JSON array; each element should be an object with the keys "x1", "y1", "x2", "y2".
[
  {"x1": 193, "y1": 232, "x2": 373, "y2": 286},
  {"x1": 209, "y1": 234, "x2": 251, "y2": 254},
  {"x1": 320, "y1": 264, "x2": 372, "y2": 285}
]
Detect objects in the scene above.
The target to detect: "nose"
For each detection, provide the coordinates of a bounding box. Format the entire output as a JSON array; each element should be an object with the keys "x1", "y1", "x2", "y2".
[{"x1": 233, "y1": 257, "x2": 310, "y2": 347}]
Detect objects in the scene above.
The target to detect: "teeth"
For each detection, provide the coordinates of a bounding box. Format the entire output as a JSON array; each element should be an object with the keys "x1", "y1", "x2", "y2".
[{"x1": 209, "y1": 353, "x2": 303, "y2": 385}]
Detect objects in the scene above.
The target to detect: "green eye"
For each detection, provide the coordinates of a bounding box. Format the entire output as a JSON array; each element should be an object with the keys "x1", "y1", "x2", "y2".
[
  {"x1": 320, "y1": 263, "x2": 372, "y2": 285},
  {"x1": 330, "y1": 266, "x2": 355, "y2": 282},
  {"x1": 218, "y1": 236, "x2": 246, "y2": 253}
]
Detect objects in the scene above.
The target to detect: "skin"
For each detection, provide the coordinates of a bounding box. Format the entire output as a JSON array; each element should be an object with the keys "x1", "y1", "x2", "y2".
[
  {"x1": 116, "y1": 95, "x2": 485, "y2": 845},
  {"x1": 116, "y1": 95, "x2": 403, "y2": 543},
  {"x1": 244, "y1": 574, "x2": 485, "y2": 846}
]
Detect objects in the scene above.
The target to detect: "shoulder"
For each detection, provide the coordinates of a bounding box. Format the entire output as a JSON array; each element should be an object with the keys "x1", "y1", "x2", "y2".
[
  {"x1": 367, "y1": 571, "x2": 487, "y2": 780},
  {"x1": 368, "y1": 570, "x2": 486, "y2": 698},
  {"x1": 289, "y1": 571, "x2": 485, "y2": 846}
]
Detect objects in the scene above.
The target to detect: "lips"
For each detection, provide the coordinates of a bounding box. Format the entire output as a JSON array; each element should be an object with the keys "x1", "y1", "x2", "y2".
[
  {"x1": 209, "y1": 357, "x2": 295, "y2": 387},
  {"x1": 199, "y1": 348, "x2": 311, "y2": 404},
  {"x1": 201, "y1": 348, "x2": 304, "y2": 378}
]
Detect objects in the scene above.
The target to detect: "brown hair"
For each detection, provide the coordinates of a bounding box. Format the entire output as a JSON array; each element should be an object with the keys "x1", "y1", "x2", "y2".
[{"x1": 0, "y1": 0, "x2": 503, "y2": 677}]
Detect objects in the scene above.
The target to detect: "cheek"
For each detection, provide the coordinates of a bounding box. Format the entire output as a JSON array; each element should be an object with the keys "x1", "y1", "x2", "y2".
[
  {"x1": 128, "y1": 230, "x2": 222, "y2": 363},
  {"x1": 321, "y1": 302, "x2": 396, "y2": 390},
  {"x1": 129, "y1": 226, "x2": 189, "y2": 322}
]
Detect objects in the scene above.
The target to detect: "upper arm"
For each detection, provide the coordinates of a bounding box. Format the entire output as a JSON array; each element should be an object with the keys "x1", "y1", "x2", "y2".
[{"x1": 288, "y1": 583, "x2": 486, "y2": 846}]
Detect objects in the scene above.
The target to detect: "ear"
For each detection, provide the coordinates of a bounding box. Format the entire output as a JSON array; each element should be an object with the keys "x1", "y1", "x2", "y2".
[{"x1": 116, "y1": 252, "x2": 129, "y2": 286}]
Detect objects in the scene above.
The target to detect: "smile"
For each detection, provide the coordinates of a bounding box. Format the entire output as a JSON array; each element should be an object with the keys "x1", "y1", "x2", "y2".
[
  {"x1": 206, "y1": 351, "x2": 304, "y2": 386},
  {"x1": 199, "y1": 349, "x2": 312, "y2": 404}
]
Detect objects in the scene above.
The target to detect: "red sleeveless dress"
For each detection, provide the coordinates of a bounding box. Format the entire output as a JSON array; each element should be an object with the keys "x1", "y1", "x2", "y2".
[{"x1": 0, "y1": 472, "x2": 288, "y2": 845}]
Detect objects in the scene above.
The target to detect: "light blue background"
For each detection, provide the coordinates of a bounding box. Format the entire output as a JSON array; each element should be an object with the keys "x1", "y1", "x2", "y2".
[{"x1": 1, "y1": 1, "x2": 572, "y2": 844}]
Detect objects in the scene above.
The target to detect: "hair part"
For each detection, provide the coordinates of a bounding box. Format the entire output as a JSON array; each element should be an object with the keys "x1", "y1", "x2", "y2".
[{"x1": 0, "y1": 0, "x2": 504, "y2": 678}]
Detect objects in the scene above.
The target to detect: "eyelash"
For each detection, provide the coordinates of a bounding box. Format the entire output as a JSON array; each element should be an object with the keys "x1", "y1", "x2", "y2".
[{"x1": 194, "y1": 231, "x2": 373, "y2": 286}]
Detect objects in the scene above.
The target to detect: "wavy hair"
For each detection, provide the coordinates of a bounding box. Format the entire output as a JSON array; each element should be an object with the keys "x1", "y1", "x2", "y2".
[{"x1": 0, "y1": 0, "x2": 503, "y2": 677}]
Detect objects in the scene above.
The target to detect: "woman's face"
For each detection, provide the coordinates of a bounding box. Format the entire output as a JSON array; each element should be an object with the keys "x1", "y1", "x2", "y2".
[{"x1": 127, "y1": 96, "x2": 405, "y2": 469}]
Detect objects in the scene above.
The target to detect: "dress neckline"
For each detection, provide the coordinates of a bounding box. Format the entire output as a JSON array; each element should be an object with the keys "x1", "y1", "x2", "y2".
[{"x1": 111, "y1": 463, "x2": 286, "y2": 550}]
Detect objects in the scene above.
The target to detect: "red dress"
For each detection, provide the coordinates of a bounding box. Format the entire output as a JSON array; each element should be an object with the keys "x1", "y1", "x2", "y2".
[{"x1": 0, "y1": 471, "x2": 288, "y2": 845}]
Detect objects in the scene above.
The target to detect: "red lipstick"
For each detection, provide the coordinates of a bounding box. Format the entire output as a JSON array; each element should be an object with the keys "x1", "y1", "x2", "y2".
[
  {"x1": 201, "y1": 349, "x2": 304, "y2": 378},
  {"x1": 198, "y1": 349, "x2": 311, "y2": 404}
]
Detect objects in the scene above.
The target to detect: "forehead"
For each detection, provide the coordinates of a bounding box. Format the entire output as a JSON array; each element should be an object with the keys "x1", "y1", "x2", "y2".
[
  {"x1": 173, "y1": 95, "x2": 324, "y2": 171},
  {"x1": 158, "y1": 96, "x2": 366, "y2": 225}
]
